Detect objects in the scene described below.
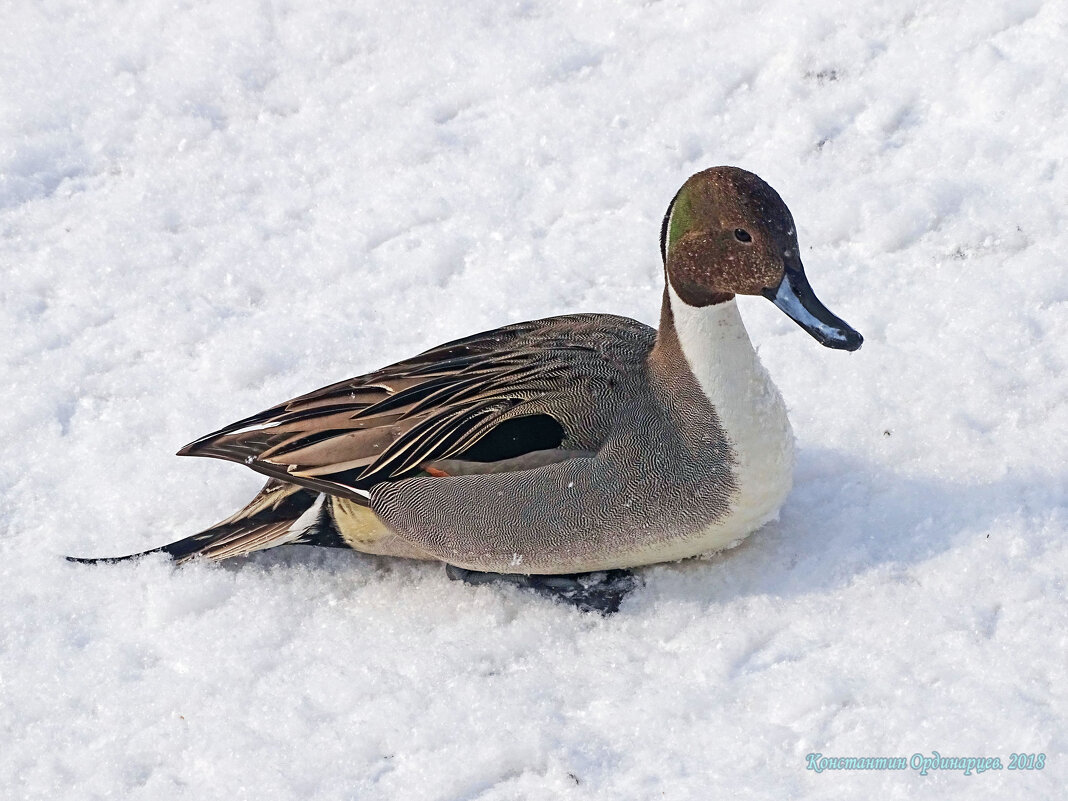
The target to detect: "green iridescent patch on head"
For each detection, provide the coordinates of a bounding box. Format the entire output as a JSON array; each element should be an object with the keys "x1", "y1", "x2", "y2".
[{"x1": 665, "y1": 184, "x2": 695, "y2": 256}]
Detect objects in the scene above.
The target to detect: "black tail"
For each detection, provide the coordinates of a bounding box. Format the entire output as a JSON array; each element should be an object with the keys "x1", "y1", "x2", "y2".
[{"x1": 67, "y1": 480, "x2": 340, "y2": 565}]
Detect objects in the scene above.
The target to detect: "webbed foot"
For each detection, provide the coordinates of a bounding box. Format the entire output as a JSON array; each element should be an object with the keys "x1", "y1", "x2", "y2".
[{"x1": 445, "y1": 564, "x2": 641, "y2": 614}]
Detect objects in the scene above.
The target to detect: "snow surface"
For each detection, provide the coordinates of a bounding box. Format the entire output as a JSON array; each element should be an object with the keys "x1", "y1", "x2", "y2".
[{"x1": 2, "y1": 0, "x2": 1066, "y2": 798}]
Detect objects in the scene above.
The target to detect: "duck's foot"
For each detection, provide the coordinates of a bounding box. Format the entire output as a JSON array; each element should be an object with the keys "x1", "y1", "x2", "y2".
[{"x1": 445, "y1": 564, "x2": 641, "y2": 614}]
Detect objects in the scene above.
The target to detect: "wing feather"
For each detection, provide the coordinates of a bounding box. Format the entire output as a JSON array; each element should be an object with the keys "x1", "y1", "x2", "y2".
[{"x1": 178, "y1": 314, "x2": 656, "y2": 500}]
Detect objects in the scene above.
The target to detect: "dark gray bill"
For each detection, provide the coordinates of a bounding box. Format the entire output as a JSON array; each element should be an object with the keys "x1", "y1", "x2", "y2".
[{"x1": 763, "y1": 265, "x2": 863, "y2": 351}]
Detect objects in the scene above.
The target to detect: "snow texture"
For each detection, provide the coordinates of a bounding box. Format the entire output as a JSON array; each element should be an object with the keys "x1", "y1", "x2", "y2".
[{"x1": 1, "y1": 1, "x2": 1066, "y2": 798}]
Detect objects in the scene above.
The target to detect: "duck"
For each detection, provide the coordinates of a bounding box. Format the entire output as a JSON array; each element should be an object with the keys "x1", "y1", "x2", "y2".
[{"x1": 70, "y1": 167, "x2": 861, "y2": 612}]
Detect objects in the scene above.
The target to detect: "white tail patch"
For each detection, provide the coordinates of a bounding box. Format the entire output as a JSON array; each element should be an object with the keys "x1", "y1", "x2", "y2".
[{"x1": 276, "y1": 493, "x2": 326, "y2": 545}]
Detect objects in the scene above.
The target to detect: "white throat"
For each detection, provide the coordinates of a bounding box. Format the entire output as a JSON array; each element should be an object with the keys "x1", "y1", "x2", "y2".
[{"x1": 668, "y1": 286, "x2": 795, "y2": 543}]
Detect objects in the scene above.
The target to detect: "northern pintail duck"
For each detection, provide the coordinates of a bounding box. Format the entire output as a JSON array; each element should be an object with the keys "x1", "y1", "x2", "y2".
[{"x1": 73, "y1": 167, "x2": 861, "y2": 611}]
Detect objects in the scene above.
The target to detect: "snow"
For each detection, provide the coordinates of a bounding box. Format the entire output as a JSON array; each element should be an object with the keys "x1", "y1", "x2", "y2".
[{"x1": 1, "y1": 0, "x2": 1066, "y2": 798}]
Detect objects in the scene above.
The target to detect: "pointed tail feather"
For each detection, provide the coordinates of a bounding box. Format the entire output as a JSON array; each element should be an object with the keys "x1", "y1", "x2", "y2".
[{"x1": 67, "y1": 480, "x2": 336, "y2": 565}]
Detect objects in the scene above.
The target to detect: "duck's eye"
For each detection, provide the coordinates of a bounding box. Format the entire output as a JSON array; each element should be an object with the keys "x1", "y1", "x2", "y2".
[{"x1": 734, "y1": 229, "x2": 752, "y2": 243}]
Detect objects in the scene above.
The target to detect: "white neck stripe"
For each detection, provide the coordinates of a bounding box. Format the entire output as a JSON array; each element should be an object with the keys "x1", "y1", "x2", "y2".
[{"x1": 667, "y1": 287, "x2": 795, "y2": 542}]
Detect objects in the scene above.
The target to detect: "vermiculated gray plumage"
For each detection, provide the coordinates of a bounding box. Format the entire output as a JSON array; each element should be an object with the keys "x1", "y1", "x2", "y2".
[
  {"x1": 369, "y1": 309, "x2": 741, "y2": 572},
  {"x1": 170, "y1": 310, "x2": 738, "y2": 573}
]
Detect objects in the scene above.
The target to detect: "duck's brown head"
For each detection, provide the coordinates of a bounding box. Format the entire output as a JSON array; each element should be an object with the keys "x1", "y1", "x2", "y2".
[{"x1": 662, "y1": 167, "x2": 862, "y2": 351}]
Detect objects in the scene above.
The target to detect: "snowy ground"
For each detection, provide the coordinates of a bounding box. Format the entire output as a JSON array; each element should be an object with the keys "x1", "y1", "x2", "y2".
[{"x1": 2, "y1": 0, "x2": 1066, "y2": 798}]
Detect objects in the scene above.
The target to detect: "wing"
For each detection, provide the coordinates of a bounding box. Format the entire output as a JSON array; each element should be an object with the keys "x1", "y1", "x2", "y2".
[{"x1": 178, "y1": 314, "x2": 656, "y2": 503}]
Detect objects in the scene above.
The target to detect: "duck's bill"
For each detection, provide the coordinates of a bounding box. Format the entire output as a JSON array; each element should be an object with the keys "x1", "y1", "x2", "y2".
[{"x1": 763, "y1": 266, "x2": 863, "y2": 351}]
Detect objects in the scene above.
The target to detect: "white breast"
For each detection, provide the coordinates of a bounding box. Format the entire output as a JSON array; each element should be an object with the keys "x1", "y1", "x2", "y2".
[{"x1": 668, "y1": 287, "x2": 795, "y2": 552}]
